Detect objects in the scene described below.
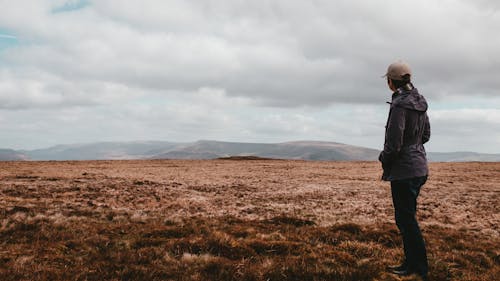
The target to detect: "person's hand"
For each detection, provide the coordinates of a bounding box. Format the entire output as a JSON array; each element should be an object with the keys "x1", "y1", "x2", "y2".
[
  {"x1": 379, "y1": 152, "x2": 390, "y2": 180},
  {"x1": 381, "y1": 165, "x2": 390, "y2": 180}
]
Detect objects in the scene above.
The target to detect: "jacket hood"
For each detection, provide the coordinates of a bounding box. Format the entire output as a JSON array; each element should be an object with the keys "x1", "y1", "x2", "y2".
[{"x1": 391, "y1": 87, "x2": 428, "y2": 112}]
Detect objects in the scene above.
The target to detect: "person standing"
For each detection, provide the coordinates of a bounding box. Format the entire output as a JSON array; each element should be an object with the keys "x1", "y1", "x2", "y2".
[{"x1": 379, "y1": 61, "x2": 430, "y2": 281}]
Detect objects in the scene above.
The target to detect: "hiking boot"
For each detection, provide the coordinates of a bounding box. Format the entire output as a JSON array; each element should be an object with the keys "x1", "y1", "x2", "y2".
[
  {"x1": 389, "y1": 268, "x2": 428, "y2": 281},
  {"x1": 386, "y1": 263, "x2": 407, "y2": 271}
]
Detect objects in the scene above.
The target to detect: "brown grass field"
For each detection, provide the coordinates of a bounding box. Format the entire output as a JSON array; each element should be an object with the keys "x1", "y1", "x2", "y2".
[{"x1": 0, "y1": 160, "x2": 498, "y2": 280}]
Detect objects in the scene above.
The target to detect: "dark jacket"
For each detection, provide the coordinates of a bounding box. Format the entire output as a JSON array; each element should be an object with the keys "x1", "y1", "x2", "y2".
[{"x1": 379, "y1": 84, "x2": 430, "y2": 181}]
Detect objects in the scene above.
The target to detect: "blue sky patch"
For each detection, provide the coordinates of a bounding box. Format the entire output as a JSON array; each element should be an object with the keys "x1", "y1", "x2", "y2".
[
  {"x1": 52, "y1": 0, "x2": 90, "y2": 13},
  {"x1": 0, "y1": 28, "x2": 19, "y2": 51}
]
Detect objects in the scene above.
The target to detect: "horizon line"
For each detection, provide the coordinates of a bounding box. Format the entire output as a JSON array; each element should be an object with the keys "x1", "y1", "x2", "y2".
[{"x1": 1, "y1": 139, "x2": 499, "y2": 155}]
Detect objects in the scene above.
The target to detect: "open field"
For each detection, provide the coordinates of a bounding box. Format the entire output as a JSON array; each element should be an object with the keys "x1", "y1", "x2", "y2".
[{"x1": 1, "y1": 160, "x2": 499, "y2": 280}]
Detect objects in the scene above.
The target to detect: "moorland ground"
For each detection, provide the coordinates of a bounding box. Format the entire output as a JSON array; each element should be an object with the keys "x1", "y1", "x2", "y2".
[{"x1": 0, "y1": 160, "x2": 498, "y2": 280}]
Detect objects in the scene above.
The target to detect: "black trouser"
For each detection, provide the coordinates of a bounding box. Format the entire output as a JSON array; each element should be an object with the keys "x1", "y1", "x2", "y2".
[{"x1": 391, "y1": 176, "x2": 428, "y2": 277}]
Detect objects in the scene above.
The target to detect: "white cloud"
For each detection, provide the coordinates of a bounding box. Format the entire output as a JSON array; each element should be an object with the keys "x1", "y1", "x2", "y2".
[
  {"x1": 0, "y1": 0, "x2": 499, "y2": 152},
  {"x1": 2, "y1": 0, "x2": 498, "y2": 105},
  {"x1": 431, "y1": 109, "x2": 500, "y2": 125},
  {"x1": 0, "y1": 68, "x2": 143, "y2": 109},
  {"x1": 425, "y1": 108, "x2": 500, "y2": 153}
]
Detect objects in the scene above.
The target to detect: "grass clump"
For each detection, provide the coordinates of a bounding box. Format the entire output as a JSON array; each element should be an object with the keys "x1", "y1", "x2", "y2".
[{"x1": 0, "y1": 215, "x2": 498, "y2": 280}]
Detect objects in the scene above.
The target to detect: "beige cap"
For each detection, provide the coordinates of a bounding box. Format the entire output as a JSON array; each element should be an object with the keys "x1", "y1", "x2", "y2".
[{"x1": 383, "y1": 61, "x2": 412, "y2": 80}]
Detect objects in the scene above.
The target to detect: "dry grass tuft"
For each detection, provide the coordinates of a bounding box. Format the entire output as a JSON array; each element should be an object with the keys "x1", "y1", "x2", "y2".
[
  {"x1": 0, "y1": 160, "x2": 498, "y2": 280},
  {"x1": 0, "y1": 215, "x2": 498, "y2": 281}
]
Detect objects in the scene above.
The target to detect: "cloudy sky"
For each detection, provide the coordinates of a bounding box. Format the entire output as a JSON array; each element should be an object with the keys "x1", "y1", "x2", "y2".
[{"x1": 1, "y1": 0, "x2": 499, "y2": 153}]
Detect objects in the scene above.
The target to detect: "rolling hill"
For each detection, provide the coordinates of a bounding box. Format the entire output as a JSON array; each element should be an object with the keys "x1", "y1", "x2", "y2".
[
  {"x1": 1, "y1": 140, "x2": 499, "y2": 162},
  {"x1": 151, "y1": 140, "x2": 379, "y2": 161}
]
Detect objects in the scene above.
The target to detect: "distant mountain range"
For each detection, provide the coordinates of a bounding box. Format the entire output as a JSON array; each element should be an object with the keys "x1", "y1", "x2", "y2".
[
  {"x1": 1, "y1": 140, "x2": 499, "y2": 162},
  {"x1": 0, "y1": 149, "x2": 30, "y2": 161},
  {"x1": 22, "y1": 141, "x2": 182, "y2": 161}
]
